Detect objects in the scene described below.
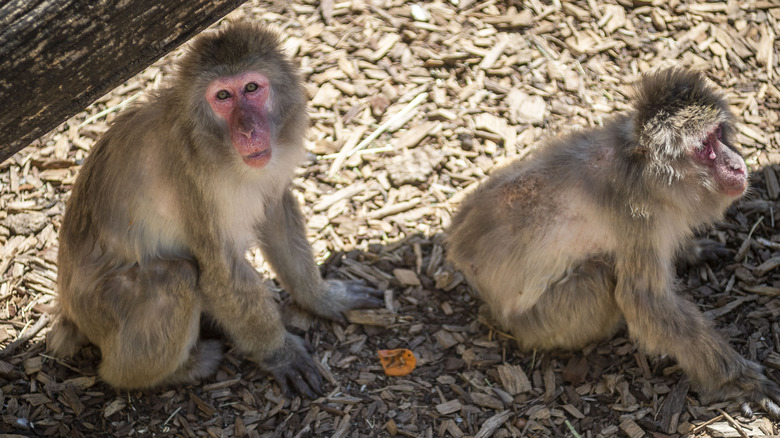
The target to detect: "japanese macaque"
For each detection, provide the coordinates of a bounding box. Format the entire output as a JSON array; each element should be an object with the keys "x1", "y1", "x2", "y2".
[
  {"x1": 48, "y1": 23, "x2": 382, "y2": 396},
  {"x1": 447, "y1": 69, "x2": 780, "y2": 415}
]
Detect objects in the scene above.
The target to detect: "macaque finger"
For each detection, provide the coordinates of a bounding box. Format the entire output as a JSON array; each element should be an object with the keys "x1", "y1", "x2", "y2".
[
  {"x1": 741, "y1": 402, "x2": 753, "y2": 418},
  {"x1": 304, "y1": 280, "x2": 384, "y2": 322},
  {"x1": 691, "y1": 238, "x2": 733, "y2": 263},
  {"x1": 271, "y1": 361, "x2": 323, "y2": 399},
  {"x1": 763, "y1": 399, "x2": 780, "y2": 418},
  {"x1": 262, "y1": 333, "x2": 324, "y2": 398},
  {"x1": 343, "y1": 282, "x2": 385, "y2": 308},
  {"x1": 755, "y1": 379, "x2": 780, "y2": 418},
  {"x1": 695, "y1": 238, "x2": 734, "y2": 261},
  {"x1": 740, "y1": 394, "x2": 780, "y2": 419}
]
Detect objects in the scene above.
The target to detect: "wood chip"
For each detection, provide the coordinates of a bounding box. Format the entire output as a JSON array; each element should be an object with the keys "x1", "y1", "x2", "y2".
[
  {"x1": 620, "y1": 418, "x2": 645, "y2": 438},
  {"x1": 475, "y1": 410, "x2": 512, "y2": 438},
  {"x1": 434, "y1": 329, "x2": 459, "y2": 349},
  {"x1": 764, "y1": 167, "x2": 780, "y2": 200},
  {"x1": 497, "y1": 363, "x2": 532, "y2": 395},
  {"x1": 345, "y1": 309, "x2": 396, "y2": 327},
  {"x1": 436, "y1": 399, "x2": 462, "y2": 415},
  {"x1": 103, "y1": 398, "x2": 126, "y2": 418},
  {"x1": 395, "y1": 121, "x2": 438, "y2": 150},
  {"x1": 392, "y1": 268, "x2": 421, "y2": 286},
  {"x1": 506, "y1": 89, "x2": 546, "y2": 124}
]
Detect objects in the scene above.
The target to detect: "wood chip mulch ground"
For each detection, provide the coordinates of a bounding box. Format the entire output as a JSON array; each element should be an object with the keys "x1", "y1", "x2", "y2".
[{"x1": 2, "y1": 0, "x2": 780, "y2": 436}]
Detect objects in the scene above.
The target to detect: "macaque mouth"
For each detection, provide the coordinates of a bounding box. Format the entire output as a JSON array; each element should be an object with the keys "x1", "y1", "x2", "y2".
[
  {"x1": 693, "y1": 124, "x2": 747, "y2": 197},
  {"x1": 242, "y1": 148, "x2": 272, "y2": 167}
]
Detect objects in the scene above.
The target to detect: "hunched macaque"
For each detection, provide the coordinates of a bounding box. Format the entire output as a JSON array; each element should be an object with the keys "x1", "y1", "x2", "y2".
[{"x1": 447, "y1": 68, "x2": 780, "y2": 416}]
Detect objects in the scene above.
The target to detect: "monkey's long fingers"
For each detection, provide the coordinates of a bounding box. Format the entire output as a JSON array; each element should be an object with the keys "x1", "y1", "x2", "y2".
[
  {"x1": 695, "y1": 238, "x2": 733, "y2": 262},
  {"x1": 757, "y1": 383, "x2": 780, "y2": 418},
  {"x1": 271, "y1": 360, "x2": 323, "y2": 399},
  {"x1": 294, "y1": 361, "x2": 324, "y2": 397},
  {"x1": 740, "y1": 398, "x2": 780, "y2": 419},
  {"x1": 312, "y1": 280, "x2": 385, "y2": 322},
  {"x1": 332, "y1": 284, "x2": 385, "y2": 325},
  {"x1": 762, "y1": 399, "x2": 780, "y2": 418},
  {"x1": 738, "y1": 377, "x2": 780, "y2": 418},
  {"x1": 740, "y1": 402, "x2": 752, "y2": 418},
  {"x1": 345, "y1": 283, "x2": 385, "y2": 309}
]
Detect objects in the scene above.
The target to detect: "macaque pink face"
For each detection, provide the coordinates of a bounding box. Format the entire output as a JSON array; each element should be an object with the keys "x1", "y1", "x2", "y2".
[
  {"x1": 693, "y1": 124, "x2": 748, "y2": 197},
  {"x1": 206, "y1": 72, "x2": 272, "y2": 168}
]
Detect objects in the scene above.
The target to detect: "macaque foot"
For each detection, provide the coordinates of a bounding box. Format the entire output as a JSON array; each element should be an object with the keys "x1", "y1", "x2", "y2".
[
  {"x1": 261, "y1": 333, "x2": 323, "y2": 398},
  {"x1": 164, "y1": 339, "x2": 224, "y2": 386},
  {"x1": 700, "y1": 360, "x2": 780, "y2": 418},
  {"x1": 47, "y1": 315, "x2": 89, "y2": 358},
  {"x1": 303, "y1": 280, "x2": 384, "y2": 323},
  {"x1": 735, "y1": 379, "x2": 780, "y2": 418}
]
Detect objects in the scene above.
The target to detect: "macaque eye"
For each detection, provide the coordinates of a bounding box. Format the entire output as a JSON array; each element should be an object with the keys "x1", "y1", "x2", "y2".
[
  {"x1": 245, "y1": 82, "x2": 259, "y2": 92},
  {"x1": 216, "y1": 90, "x2": 231, "y2": 100}
]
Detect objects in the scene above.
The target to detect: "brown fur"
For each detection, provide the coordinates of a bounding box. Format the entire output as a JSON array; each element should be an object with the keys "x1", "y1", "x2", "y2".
[
  {"x1": 48, "y1": 23, "x2": 381, "y2": 396},
  {"x1": 447, "y1": 68, "x2": 780, "y2": 415}
]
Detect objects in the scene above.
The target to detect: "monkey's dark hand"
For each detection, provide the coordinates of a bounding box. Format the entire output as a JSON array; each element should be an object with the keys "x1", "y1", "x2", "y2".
[
  {"x1": 306, "y1": 280, "x2": 384, "y2": 324},
  {"x1": 677, "y1": 238, "x2": 733, "y2": 268},
  {"x1": 701, "y1": 359, "x2": 780, "y2": 418},
  {"x1": 262, "y1": 333, "x2": 323, "y2": 398}
]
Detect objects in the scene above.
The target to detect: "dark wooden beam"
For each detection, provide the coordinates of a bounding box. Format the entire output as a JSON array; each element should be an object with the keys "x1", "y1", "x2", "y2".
[{"x1": 0, "y1": 0, "x2": 246, "y2": 162}]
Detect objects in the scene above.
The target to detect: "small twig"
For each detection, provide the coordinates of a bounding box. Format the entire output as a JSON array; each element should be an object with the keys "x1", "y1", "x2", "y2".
[
  {"x1": 348, "y1": 146, "x2": 395, "y2": 157},
  {"x1": 747, "y1": 216, "x2": 764, "y2": 240},
  {"x1": 78, "y1": 91, "x2": 142, "y2": 128},
  {"x1": 717, "y1": 409, "x2": 749, "y2": 438},
  {"x1": 38, "y1": 353, "x2": 83, "y2": 373},
  {"x1": 162, "y1": 406, "x2": 182, "y2": 427},
  {"x1": 691, "y1": 414, "x2": 725, "y2": 433},
  {"x1": 355, "y1": 92, "x2": 427, "y2": 153},
  {"x1": 325, "y1": 92, "x2": 428, "y2": 176},
  {"x1": 564, "y1": 420, "x2": 582, "y2": 438},
  {"x1": 0, "y1": 314, "x2": 50, "y2": 358},
  {"x1": 478, "y1": 314, "x2": 518, "y2": 341}
]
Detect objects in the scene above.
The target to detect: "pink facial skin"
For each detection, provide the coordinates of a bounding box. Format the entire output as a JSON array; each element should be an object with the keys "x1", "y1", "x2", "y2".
[
  {"x1": 206, "y1": 72, "x2": 273, "y2": 168},
  {"x1": 693, "y1": 125, "x2": 747, "y2": 197}
]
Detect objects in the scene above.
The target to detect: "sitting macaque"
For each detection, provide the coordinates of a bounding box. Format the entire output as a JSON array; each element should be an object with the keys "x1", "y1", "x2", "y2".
[
  {"x1": 447, "y1": 68, "x2": 780, "y2": 416},
  {"x1": 48, "y1": 23, "x2": 382, "y2": 396}
]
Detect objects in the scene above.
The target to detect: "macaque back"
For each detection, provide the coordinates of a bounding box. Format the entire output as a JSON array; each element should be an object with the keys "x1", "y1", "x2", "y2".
[{"x1": 448, "y1": 68, "x2": 780, "y2": 415}]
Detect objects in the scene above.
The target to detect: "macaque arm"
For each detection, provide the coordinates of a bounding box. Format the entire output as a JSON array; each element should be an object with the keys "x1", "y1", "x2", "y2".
[
  {"x1": 257, "y1": 188, "x2": 383, "y2": 321},
  {"x1": 614, "y1": 245, "x2": 780, "y2": 416},
  {"x1": 196, "y1": 247, "x2": 323, "y2": 397}
]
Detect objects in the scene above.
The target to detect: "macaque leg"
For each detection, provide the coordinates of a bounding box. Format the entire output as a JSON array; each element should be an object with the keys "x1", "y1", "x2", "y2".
[
  {"x1": 257, "y1": 189, "x2": 383, "y2": 321},
  {"x1": 505, "y1": 258, "x2": 623, "y2": 350},
  {"x1": 92, "y1": 260, "x2": 221, "y2": 389},
  {"x1": 615, "y1": 259, "x2": 780, "y2": 416}
]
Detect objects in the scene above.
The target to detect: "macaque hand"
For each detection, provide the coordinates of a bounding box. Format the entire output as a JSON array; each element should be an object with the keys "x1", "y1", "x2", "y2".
[
  {"x1": 261, "y1": 332, "x2": 323, "y2": 398},
  {"x1": 305, "y1": 280, "x2": 384, "y2": 323},
  {"x1": 687, "y1": 238, "x2": 734, "y2": 265}
]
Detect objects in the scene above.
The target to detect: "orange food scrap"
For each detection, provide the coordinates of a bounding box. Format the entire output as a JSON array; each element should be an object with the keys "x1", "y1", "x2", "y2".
[{"x1": 377, "y1": 349, "x2": 416, "y2": 376}]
